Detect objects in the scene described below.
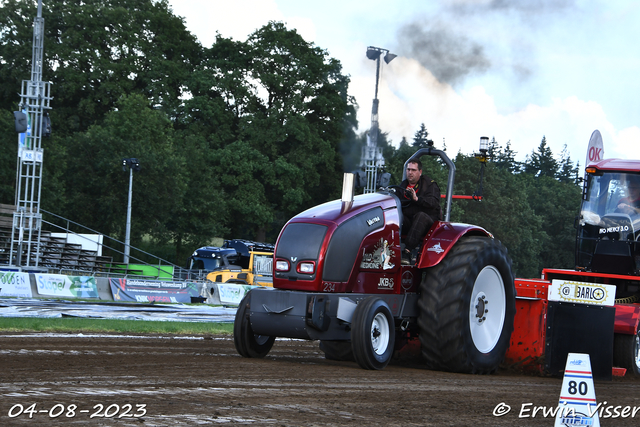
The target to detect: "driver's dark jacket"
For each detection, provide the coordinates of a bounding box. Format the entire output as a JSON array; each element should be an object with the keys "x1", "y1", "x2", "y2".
[
  {"x1": 400, "y1": 175, "x2": 441, "y2": 222},
  {"x1": 625, "y1": 196, "x2": 640, "y2": 208}
]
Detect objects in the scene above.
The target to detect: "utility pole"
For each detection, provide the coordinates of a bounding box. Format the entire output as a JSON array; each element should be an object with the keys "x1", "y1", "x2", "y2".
[{"x1": 11, "y1": 0, "x2": 52, "y2": 267}]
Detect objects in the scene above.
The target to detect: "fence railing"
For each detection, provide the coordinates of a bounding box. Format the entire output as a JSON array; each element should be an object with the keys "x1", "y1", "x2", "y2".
[
  {"x1": 40, "y1": 208, "x2": 184, "y2": 279},
  {"x1": 0, "y1": 205, "x2": 205, "y2": 280}
]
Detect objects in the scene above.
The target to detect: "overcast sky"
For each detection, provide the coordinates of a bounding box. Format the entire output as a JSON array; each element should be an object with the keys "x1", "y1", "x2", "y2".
[{"x1": 168, "y1": 0, "x2": 638, "y2": 165}]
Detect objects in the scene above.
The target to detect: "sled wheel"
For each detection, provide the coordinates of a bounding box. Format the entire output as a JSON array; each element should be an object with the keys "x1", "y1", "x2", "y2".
[
  {"x1": 418, "y1": 236, "x2": 516, "y2": 374},
  {"x1": 319, "y1": 340, "x2": 354, "y2": 361},
  {"x1": 351, "y1": 297, "x2": 395, "y2": 370},
  {"x1": 233, "y1": 292, "x2": 275, "y2": 358},
  {"x1": 613, "y1": 325, "x2": 640, "y2": 376}
]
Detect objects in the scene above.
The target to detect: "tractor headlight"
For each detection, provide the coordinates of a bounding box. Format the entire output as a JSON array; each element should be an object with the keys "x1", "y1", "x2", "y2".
[
  {"x1": 296, "y1": 261, "x2": 315, "y2": 274},
  {"x1": 275, "y1": 260, "x2": 290, "y2": 272}
]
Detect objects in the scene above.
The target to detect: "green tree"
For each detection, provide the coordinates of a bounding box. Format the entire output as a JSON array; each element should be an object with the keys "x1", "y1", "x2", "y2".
[
  {"x1": 0, "y1": 0, "x2": 203, "y2": 236},
  {"x1": 557, "y1": 144, "x2": 579, "y2": 184},
  {"x1": 384, "y1": 136, "x2": 412, "y2": 184},
  {"x1": 0, "y1": 0, "x2": 202, "y2": 133},
  {"x1": 412, "y1": 123, "x2": 433, "y2": 149},
  {"x1": 167, "y1": 130, "x2": 230, "y2": 263},
  {"x1": 524, "y1": 173, "x2": 581, "y2": 269},
  {"x1": 451, "y1": 154, "x2": 545, "y2": 277},
  {"x1": 0, "y1": 1, "x2": 359, "y2": 260},
  {"x1": 193, "y1": 22, "x2": 357, "y2": 240},
  {"x1": 0, "y1": 0, "x2": 36, "y2": 111},
  {"x1": 523, "y1": 136, "x2": 558, "y2": 177},
  {"x1": 62, "y1": 94, "x2": 187, "y2": 250},
  {"x1": 490, "y1": 138, "x2": 520, "y2": 173},
  {"x1": 384, "y1": 129, "x2": 447, "y2": 189}
]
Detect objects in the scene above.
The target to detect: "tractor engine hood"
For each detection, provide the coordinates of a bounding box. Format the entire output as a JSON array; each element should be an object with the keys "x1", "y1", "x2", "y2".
[{"x1": 273, "y1": 192, "x2": 400, "y2": 291}]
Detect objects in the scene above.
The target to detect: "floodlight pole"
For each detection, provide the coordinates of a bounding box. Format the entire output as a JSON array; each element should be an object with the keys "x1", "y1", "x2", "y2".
[
  {"x1": 364, "y1": 46, "x2": 395, "y2": 193},
  {"x1": 122, "y1": 158, "x2": 140, "y2": 264},
  {"x1": 370, "y1": 51, "x2": 381, "y2": 159},
  {"x1": 124, "y1": 166, "x2": 133, "y2": 264}
]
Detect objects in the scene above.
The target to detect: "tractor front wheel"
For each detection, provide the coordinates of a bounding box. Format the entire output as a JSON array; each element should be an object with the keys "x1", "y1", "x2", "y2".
[
  {"x1": 233, "y1": 292, "x2": 275, "y2": 358},
  {"x1": 418, "y1": 236, "x2": 516, "y2": 374},
  {"x1": 351, "y1": 297, "x2": 395, "y2": 370},
  {"x1": 613, "y1": 325, "x2": 640, "y2": 376}
]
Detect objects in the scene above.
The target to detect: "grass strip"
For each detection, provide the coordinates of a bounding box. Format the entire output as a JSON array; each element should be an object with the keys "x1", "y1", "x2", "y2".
[{"x1": 0, "y1": 317, "x2": 233, "y2": 335}]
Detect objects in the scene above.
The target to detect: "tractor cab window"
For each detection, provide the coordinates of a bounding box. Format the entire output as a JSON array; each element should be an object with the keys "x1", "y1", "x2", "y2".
[
  {"x1": 190, "y1": 259, "x2": 205, "y2": 270},
  {"x1": 228, "y1": 254, "x2": 247, "y2": 269},
  {"x1": 577, "y1": 172, "x2": 640, "y2": 274},
  {"x1": 189, "y1": 257, "x2": 221, "y2": 271},
  {"x1": 581, "y1": 173, "x2": 635, "y2": 223}
]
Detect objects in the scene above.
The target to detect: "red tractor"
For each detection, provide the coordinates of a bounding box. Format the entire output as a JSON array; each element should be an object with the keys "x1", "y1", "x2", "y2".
[
  {"x1": 506, "y1": 158, "x2": 640, "y2": 379},
  {"x1": 234, "y1": 147, "x2": 517, "y2": 373}
]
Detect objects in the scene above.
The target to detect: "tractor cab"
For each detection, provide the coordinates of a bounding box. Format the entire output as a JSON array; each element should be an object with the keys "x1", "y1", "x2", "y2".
[
  {"x1": 187, "y1": 246, "x2": 239, "y2": 271},
  {"x1": 576, "y1": 160, "x2": 640, "y2": 277}
]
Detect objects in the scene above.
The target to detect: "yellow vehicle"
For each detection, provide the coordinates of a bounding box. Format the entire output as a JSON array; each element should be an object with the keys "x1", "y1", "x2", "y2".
[{"x1": 187, "y1": 240, "x2": 274, "y2": 287}]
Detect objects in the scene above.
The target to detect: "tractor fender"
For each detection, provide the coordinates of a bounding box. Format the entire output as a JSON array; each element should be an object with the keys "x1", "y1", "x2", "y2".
[{"x1": 415, "y1": 221, "x2": 493, "y2": 269}]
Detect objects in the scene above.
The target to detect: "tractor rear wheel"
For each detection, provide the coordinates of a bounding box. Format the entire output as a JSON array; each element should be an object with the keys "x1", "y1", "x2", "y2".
[
  {"x1": 233, "y1": 292, "x2": 275, "y2": 358},
  {"x1": 613, "y1": 325, "x2": 640, "y2": 376},
  {"x1": 418, "y1": 236, "x2": 516, "y2": 374},
  {"x1": 351, "y1": 297, "x2": 395, "y2": 370}
]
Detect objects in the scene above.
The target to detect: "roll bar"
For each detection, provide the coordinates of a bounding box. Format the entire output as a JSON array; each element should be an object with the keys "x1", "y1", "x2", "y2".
[{"x1": 402, "y1": 147, "x2": 455, "y2": 222}]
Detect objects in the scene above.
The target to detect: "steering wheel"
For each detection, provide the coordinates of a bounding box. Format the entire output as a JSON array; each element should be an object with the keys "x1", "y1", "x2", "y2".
[{"x1": 387, "y1": 185, "x2": 412, "y2": 207}]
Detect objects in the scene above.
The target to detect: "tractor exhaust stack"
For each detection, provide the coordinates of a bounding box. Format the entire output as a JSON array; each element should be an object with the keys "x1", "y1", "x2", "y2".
[{"x1": 341, "y1": 173, "x2": 355, "y2": 213}]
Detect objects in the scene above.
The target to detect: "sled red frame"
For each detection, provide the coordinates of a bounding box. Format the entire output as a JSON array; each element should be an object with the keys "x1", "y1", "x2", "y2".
[{"x1": 505, "y1": 269, "x2": 640, "y2": 373}]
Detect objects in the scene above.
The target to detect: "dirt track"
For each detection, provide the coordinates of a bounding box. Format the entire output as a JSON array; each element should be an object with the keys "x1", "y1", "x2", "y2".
[{"x1": 0, "y1": 333, "x2": 639, "y2": 426}]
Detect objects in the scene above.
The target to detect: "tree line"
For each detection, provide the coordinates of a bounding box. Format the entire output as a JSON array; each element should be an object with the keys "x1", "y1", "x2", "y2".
[
  {"x1": 0, "y1": 0, "x2": 356, "y2": 262},
  {"x1": 0, "y1": 0, "x2": 583, "y2": 277},
  {"x1": 381, "y1": 126, "x2": 582, "y2": 278}
]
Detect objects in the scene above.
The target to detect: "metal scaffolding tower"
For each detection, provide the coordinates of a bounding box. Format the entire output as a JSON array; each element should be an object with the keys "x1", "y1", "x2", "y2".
[{"x1": 10, "y1": 0, "x2": 52, "y2": 267}]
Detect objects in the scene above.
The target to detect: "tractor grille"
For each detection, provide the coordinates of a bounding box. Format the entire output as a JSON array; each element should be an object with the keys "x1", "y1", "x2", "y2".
[{"x1": 275, "y1": 223, "x2": 327, "y2": 281}]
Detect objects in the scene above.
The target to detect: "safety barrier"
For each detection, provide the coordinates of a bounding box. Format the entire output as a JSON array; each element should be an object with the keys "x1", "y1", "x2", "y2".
[{"x1": 0, "y1": 269, "x2": 260, "y2": 306}]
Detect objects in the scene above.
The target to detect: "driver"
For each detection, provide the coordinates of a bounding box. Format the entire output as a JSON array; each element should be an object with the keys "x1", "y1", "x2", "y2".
[
  {"x1": 617, "y1": 175, "x2": 640, "y2": 215},
  {"x1": 399, "y1": 159, "x2": 441, "y2": 264}
]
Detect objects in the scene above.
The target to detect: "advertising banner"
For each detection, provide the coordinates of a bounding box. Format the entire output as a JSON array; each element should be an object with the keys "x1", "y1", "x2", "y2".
[
  {"x1": 109, "y1": 278, "x2": 201, "y2": 303},
  {"x1": 216, "y1": 283, "x2": 253, "y2": 305},
  {"x1": 35, "y1": 274, "x2": 99, "y2": 298},
  {"x1": 549, "y1": 279, "x2": 616, "y2": 307},
  {"x1": 0, "y1": 272, "x2": 32, "y2": 298}
]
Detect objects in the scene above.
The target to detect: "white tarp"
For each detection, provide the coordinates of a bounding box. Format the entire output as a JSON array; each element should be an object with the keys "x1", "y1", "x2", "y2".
[{"x1": 0, "y1": 298, "x2": 236, "y2": 323}]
